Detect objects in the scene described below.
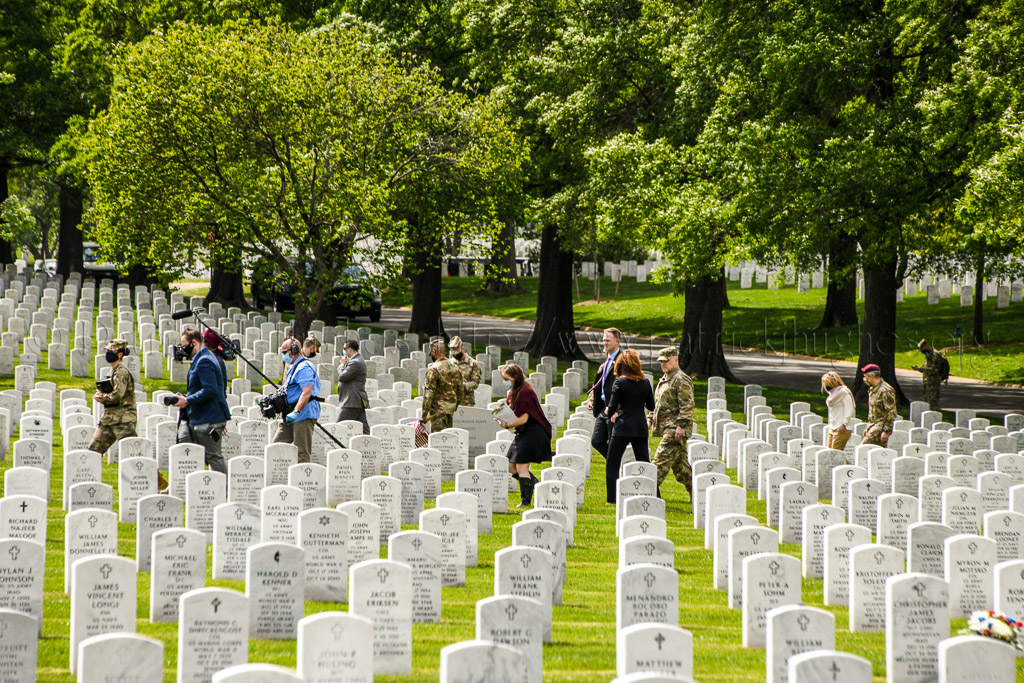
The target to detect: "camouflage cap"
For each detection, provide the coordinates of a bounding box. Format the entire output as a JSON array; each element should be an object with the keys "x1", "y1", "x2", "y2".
[
  {"x1": 449, "y1": 335, "x2": 463, "y2": 349},
  {"x1": 657, "y1": 347, "x2": 678, "y2": 362},
  {"x1": 917, "y1": 338, "x2": 929, "y2": 351},
  {"x1": 429, "y1": 337, "x2": 446, "y2": 353},
  {"x1": 105, "y1": 339, "x2": 128, "y2": 353}
]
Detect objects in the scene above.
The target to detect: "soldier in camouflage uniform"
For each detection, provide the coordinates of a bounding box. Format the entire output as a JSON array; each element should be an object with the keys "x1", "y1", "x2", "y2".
[
  {"x1": 650, "y1": 347, "x2": 695, "y2": 499},
  {"x1": 449, "y1": 335, "x2": 481, "y2": 407},
  {"x1": 860, "y1": 363, "x2": 896, "y2": 446},
  {"x1": 420, "y1": 337, "x2": 465, "y2": 431},
  {"x1": 88, "y1": 339, "x2": 137, "y2": 454},
  {"x1": 912, "y1": 339, "x2": 944, "y2": 410}
]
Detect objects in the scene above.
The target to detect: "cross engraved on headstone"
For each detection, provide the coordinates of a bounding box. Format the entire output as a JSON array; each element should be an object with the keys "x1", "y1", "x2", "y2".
[
  {"x1": 8, "y1": 546, "x2": 20, "y2": 561},
  {"x1": 654, "y1": 633, "x2": 666, "y2": 650},
  {"x1": 211, "y1": 598, "x2": 221, "y2": 613},
  {"x1": 331, "y1": 623, "x2": 345, "y2": 641},
  {"x1": 157, "y1": 500, "x2": 167, "y2": 511},
  {"x1": 640, "y1": 521, "x2": 650, "y2": 534},
  {"x1": 279, "y1": 490, "x2": 288, "y2": 500},
  {"x1": 319, "y1": 515, "x2": 331, "y2": 526},
  {"x1": 632, "y1": 481, "x2": 641, "y2": 491},
  {"x1": 912, "y1": 582, "x2": 926, "y2": 597},
  {"x1": 234, "y1": 508, "x2": 244, "y2": 520},
  {"x1": 797, "y1": 614, "x2": 810, "y2": 631},
  {"x1": 273, "y1": 551, "x2": 281, "y2": 563},
  {"x1": 874, "y1": 551, "x2": 885, "y2": 564},
  {"x1": 203, "y1": 475, "x2": 211, "y2": 486},
  {"x1": 796, "y1": 485, "x2": 805, "y2": 495},
  {"x1": 895, "y1": 499, "x2": 904, "y2": 509},
  {"x1": 80, "y1": 454, "x2": 87, "y2": 463},
  {"x1": 135, "y1": 461, "x2": 144, "y2": 471},
  {"x1": 440, "y1": 514, "x2": 450, "y2": 526},
  {"x1": 968, "y1": 541, "x2": 978, "y2": 554},
  {"x1": 355, "y1": 506, "x2": 365, "y2": 518},
  {"x1": 100, "y1": 563, "x2": 113, "y2": 579},
  {"x1": 185, "y1": 447, "x2": 191, "y2": 457},
  {"x1": 533, "y1": 527, "x2": 544, "y2": 539},
  {"x1": 472, "y1": 474, "x2": 479, "y2": 484},
  {"x1": 377, "y1": 568, "x2": 390, "y2": 583},
  {"x1": 821, "y1": 509, "x2": 830, "y2": 519},
  {"x1": 88, "y1": 515, "x2": 98, "y2": 528},
  {"x1": 734, "y1": 519, "x2": 743, "y2": 527},
  {"x1": 175, "y1": 534, "x2": 187, "y2": 548},
  {"x1": 935, "y1": 480, "x2": 942, "y2": 489},
  {"x1": 641, "y1": 501, "x2": 651, "y2": 512},
  {"x1": 644, "y1": 572, "x2": 656, "y2": 588},
  {"x1": 1005, "y1": 517, "x2": 1013, "y2": 527},
  {"x1": 751, "y1": 532, "x2": 761, "y2": 545},
  {"x1": 412, "y1": 538, "x2": 422, "y2": 551},
  {"x1": 379, "y1": 481, "x2": 387, "y2": 492},
  {"x1": 960, "y1": 491, "x2": 968, "y2": 502},
  {"x1": 116, "y1": 647, "x2": 131, "y2": 666},
  {"x1": 304, "y1": 467, "x2": 312, "y2": 477},
  {"x1": 645, "y1": 543, "x2": 656, "y2": 556},
  {"x1": 864, "y1": 482, "x2": 869, "y2": 490},
  {"x1": 520, "y1": 555, "x2": 532, "y2": 569},
  {"x1": 556, "y1": 472, "x2": 564, "y2": 480},
  {"x1": 768, "y1": 560, "x2": 780, "y2": 576},
  {"x1": 844, "y1": 529, "x2": 855, "y2": 542},
  {"x1": 19, "y1": 501, "x2": 27, "y2": 512},
  {"x1": 505, "y1": 604, "x2": 518, "y2": 621},
  {"x1": 830, "y1": 662, "x2": 841, "y2": 680},
  {"x1": 243, "y1": 460, "x2": 251, "y2": 470}
]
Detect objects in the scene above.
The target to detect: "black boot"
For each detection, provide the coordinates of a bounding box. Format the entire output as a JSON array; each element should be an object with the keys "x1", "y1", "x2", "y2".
[
  {"x1": 529, "y1": 470, "x2": 539, "y2": 485},
  {"x1": 517, "y1": 475, "x2": 534, "y2": 508}
]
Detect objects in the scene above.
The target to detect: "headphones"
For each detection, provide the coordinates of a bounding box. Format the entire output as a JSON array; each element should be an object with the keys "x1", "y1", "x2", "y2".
[{"x1": 288, "y1": 338, "x2": 300, "y2": 356}]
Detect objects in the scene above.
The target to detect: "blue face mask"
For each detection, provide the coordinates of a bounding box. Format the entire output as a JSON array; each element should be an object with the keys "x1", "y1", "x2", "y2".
[
  {"x1": 282, "y1": 352, "x2": 291, "y2": 364},
  {"x1": 502, "y1": 379, "x2": 513, "y2": 388}
]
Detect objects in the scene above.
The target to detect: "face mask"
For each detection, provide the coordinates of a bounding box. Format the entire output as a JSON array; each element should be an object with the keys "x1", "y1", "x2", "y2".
[
  {"x1": 105, "y1": 350, "x2": 119, "y2": 363},
  {"x1": 502, "y1": 379, "x2": 513, "y2": 388},
  {"x1": 183, "y1": 342, "x2": 196, "y2": 360},
  {"x1": 454, "y1": 352, "x2": 464, "y2": 360},
  {"x1": 282, "y1": 352, "x2": 291, "y2": 364}
]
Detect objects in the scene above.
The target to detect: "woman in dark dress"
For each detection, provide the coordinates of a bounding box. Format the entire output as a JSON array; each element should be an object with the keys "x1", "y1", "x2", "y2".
[
  {"x1": 603, "y1": 349, "x2": 655, "y2": 503},
  {"x1": 496, "y1": 363, "x2": 553, "y2": 507}
]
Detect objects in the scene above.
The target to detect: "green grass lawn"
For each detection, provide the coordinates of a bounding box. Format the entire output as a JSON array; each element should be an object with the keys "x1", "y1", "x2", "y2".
[
  {"x1": 12, "y1": 324, "x2": 1020, "y2": 681},
  {"x1": 382, "y1": 276, "x2": 1024, "y2": 384}
]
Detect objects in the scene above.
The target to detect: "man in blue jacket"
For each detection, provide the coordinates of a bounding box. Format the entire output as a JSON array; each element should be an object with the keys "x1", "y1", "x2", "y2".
[
  {"x1": 272, "y1": 336, "x2": 322, "y2": 464},
  {"x1": 172, "y1": 327, "x2": 232, "y2": 475}
]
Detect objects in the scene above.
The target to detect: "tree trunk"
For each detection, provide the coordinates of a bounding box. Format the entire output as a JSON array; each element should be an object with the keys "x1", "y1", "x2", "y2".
[
  {"x1": 483, "y1": 217, "x2": 519, "y2": 295},
  {"x1": 408, "y1": 227, "x2": 446, "y2": 340},
  {"x1": 292, "y1": 305, "x2": 315, "y2": 341},
  {"x1": 972, "y1": 254, "x2": 984, "y2": 346},
  {"x1": 525, "y1": 224, "x2": 584, "y2": 359},
  {"x1": 853, "y1": 259, "x2": 907, "y2": 403},
  {"x1": 206, "y1": 261, "x2": 246, "y2": 309},
  {"x1": 0, "y1": 165, "x2": 13, "y2": 265},
  {"x1": 57, "y1": 183, "x2": 84, "y2": 278},
  {"x1": 677, "y1": 268, "x2": 738, "y2": 381},
  {"x1": 817, "y1": 239, "x2": 858, "y2": 328},
  {"x1": 125, "y1": 264, "x2": 158, "y2": 290}
]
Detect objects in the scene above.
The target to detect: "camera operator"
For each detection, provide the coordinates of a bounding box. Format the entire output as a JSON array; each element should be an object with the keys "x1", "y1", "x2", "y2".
[
  {"x1": 337, "y1": 339, "x2": 369, "y2": 434},
  {"x1": 272, "y1": 336, "x2": 321, "y2": 464},
  {"x1": 171, "y1": 327, "x2": 231, "y2": 475}
]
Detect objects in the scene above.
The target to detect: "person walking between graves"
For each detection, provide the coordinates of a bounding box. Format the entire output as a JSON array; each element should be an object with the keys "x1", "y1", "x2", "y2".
[
  {"x1": 449, "y1": 336, "x2": 481, "y2": 407},
  {"x1": 650, "y1": 347, "x2": 695, "y2": 501},
  {"x1": 603, "y1": 349, "x2": 655, "y2": 504},
  {"x1": 496, "y1": 363, "x2": 552, "y2": 507},
  {"x1": 171, "y1": 328, "x2": 232, "y2": 475},
  {"x1": 912, "y1": 339, "x2": 947, "y2": 411},
  {"x1": 337, "y1": 339, "x2": 369, "y2": 434},
  {"x1": 88, "y1": 339, "x2": 137, "y2": 455},
  {"x1": 860, "y1": 364, "x2": 896, "y2": 446},
  {"x1": 588, "y1": 327, "x2": 622, "y2": 461},
  {"x1": 419, "y1": 337, "x2": 464, "y2": 432},
  {"x1": 821, "y1": 371, "x2": 855, "y2": 453},
  {"x1": 272, "y1": 337, "x2": 322, "y2": 464}
]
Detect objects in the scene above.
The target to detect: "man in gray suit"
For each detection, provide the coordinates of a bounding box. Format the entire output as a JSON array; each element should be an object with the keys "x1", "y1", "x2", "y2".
[{"x1": 337, "y1": 339, "x2": 369, "y2": 434}]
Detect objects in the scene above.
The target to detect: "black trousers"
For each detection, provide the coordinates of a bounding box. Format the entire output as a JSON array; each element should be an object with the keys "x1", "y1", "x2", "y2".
[
  {"x1": 591, "y1": 412, "x2": 612, "y2": 458},
  {"x1": 605, "y1": 434, "x2": 651, "y2": 503}
]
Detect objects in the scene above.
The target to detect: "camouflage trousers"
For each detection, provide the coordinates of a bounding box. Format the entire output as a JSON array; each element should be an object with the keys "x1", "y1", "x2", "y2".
[
  {"x1": 88, "y1": 422, "x2": 137, "y2": 455},
  {"x1": 430, "y1": 413, "x2": 454, "y2": 432},
  {"x1": 654, "y1": 433, "x2": 691, "y2": 494},
  {"x1": 922, "y1": 379, "x2": 941, "y2": 411},
  {"x1": 861, "y1": 423, "x2": 887, "y2": 446}
]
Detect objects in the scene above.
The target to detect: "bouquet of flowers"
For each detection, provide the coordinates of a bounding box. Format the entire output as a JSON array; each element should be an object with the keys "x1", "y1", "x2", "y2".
[{"x1": 963, "y1": 611, "x2": 1023, "y2": 651}]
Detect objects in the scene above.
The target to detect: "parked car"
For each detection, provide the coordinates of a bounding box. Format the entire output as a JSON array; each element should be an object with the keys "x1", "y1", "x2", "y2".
[
  {"x1": 82, "y1": 242, "x2": 120, "y2": 281},
  {"x1": 251, "y1": 262, "x2": 382, "y2": 322}
]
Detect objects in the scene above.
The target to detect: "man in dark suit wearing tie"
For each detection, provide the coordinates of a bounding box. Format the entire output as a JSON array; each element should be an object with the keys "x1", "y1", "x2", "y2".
[
  {"x1": 337, "y1": 339, "x2": 369, "y2": 434},
  {"x1": 588, "y1": 327, "x2": 622, "y2": 459}
]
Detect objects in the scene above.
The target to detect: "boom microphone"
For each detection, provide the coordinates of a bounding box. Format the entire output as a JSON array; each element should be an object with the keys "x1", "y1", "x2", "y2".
[{"x1": 171, "y1": 309, "x2": 197, "y2": 320}]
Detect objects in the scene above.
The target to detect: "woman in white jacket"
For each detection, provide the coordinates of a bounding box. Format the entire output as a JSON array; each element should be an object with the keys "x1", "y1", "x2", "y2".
[{"x1": 821, "y1": 371, "x2": 855, "y2": 452}]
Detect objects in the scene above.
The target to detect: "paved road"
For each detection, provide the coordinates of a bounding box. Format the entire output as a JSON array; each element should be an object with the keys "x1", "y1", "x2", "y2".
[{"x1": 376, "y1": 308, "x2": 1024, "y2": 417}]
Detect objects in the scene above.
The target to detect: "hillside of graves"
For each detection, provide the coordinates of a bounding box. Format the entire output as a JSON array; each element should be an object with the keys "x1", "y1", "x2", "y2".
[
  {"x1": 383, "y1": 274, "x2": 1024, "y2": 384},
  {"x1": 0, "y1": 271, "x2": 1022, "y2": 681}
]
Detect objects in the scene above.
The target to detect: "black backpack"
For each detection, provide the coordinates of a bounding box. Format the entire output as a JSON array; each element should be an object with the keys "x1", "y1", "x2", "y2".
[{"x1": 936, "y1": 354, "x2": 951, "y2": 384}]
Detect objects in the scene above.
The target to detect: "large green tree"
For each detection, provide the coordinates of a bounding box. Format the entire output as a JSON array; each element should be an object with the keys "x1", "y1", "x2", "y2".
[{"x1": 86, "y1": 20, "x2": 521, "y2": 338}]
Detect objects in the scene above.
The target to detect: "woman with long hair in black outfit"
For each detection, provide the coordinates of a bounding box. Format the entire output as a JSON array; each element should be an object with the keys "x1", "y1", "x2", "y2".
[
  {"x1": 603, "y1": 349, "x2": 654, "y2": 504},
  {"x1": 496, "y1": 363, "x2": 553, "y2": 507}
]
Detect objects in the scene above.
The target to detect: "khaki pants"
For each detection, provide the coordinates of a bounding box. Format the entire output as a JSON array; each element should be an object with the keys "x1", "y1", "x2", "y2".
[
  {"x1": 274, "y1": 418, "x2": 316, "y2": 463},
  {"x1": 826, "y1": 427, "x2": 852, "y2": 453}
]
